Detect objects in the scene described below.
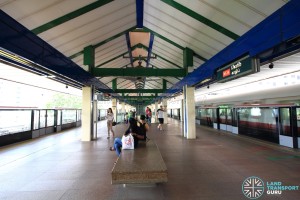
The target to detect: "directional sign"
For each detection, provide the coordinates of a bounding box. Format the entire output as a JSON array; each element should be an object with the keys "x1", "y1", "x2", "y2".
[{"x1": 216, "y1": 56, "x2": 255, "y2": 83}]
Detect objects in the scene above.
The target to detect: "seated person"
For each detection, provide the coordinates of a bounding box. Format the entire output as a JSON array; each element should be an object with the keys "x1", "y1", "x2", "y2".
[{"x1": 110, "y1": 116, "x2": 148, "y2": 156}]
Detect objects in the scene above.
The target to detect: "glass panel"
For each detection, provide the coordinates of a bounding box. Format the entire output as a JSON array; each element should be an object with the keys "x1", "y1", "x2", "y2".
[
  {"x1": 226, "y1": 109, "x2": 232, "y2": 125},
  {"x1": 57, "y1": 110, "x2": 61, "y2": 125},
  {"x1": 116, "y1": 112, "x2": 123, "y2": 123},
  {"x1": 232, "y1": 108, "x2": 237, "y2": 127},
  {"x1": 62, "y1": 110, "x2": 76, "y2": 124},
  {"x1": 280, "y1": 108, "x2": 291, "y2": 136},
  {"x1": 47, "y1": 110, "x2": 54, "y2": 127},
  {"x1": 100, "y1": 109, "x2": 106, "y2": 120},
  {"x1": 167, "y1": 109, "x2": 171, "y2": 116},
  {"x1": 297, "y1": 108, "x2": 300, "y2": 137},
  {"x1": 33, "y1": 110, "x2": 39, "y2": 130},
  {"x1": 0, "y1": 110, "x2": 31, "y2": 136},
  {"x1": 199, "y1": 108, "x2": 213, "y2": 127},
  {"x1": 219, "y1": 108, "x2": 227, "y2": 124},
  {"x1": 195, "y1": 108, "x2": 201, "y2": 119},
  {"x1": 173, "y1": 109, "x2": 178, "y2": 116},
  {"x1": 76, "y1": 110, "x2": 81, "y2": 121},
  {"x1": 238, "y1": 107, "x2": 278, "y2": 143},
  {"x1": 40, "y1": 110, "x2": 46, "y2": 128},
  {"x1": 213, "y1": 109, "x2": 217, "y2": 123}
]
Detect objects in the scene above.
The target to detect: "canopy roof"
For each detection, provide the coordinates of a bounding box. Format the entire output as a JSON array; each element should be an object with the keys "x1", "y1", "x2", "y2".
[{"x1": 1, "y1": 0, "x2": 299, "y2": 104}]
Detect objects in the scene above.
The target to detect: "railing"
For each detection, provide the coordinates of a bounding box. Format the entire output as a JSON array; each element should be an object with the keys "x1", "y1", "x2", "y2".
[{"x1": 0, "y1": 109, "x2": 81, "y2": 146}]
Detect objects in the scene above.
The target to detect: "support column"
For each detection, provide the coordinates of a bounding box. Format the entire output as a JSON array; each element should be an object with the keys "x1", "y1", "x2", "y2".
[
  {"x1": 82, "y1": 86, "x2": 92, "y2": 141},
  {"x1": 93, "y1": 99, "x2": 98, "y2": 140},
  {"x1": 112, "y1": 98, "x2": 117, "y2": 122},
  {"x1": 183, "y1": 85, "x2": 196, "y2": 139},
  {"x1": 183, "y1": 87, "x2": 187, "y2": 137},
  {"x1": 162, "y1": 99, "x2": 167, "y2": 123},
  {"x1": 155, "y1": 101, "x2": 158, "y2": 123}
]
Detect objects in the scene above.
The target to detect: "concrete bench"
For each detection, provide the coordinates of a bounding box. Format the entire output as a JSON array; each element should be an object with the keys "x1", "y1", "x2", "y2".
[{"x1": 111, "y1": 140, "x2": 168, "y2": 185}]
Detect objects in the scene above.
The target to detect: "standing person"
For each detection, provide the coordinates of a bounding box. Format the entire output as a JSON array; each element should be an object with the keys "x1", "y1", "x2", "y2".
[
  {"x1": 145, "y1": 107, "x2": 150, "y2": 122},
  {"x1": 157, "y1": 105, "x2": 165, "y2": 131},
  {"x1": 106, "y1": 108, "x2": 115, "y2": 139}
]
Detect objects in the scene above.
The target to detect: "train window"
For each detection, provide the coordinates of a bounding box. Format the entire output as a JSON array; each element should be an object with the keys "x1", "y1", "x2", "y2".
[{"x1": 251, "y1": 108, "x2": 261, "y2": 117}]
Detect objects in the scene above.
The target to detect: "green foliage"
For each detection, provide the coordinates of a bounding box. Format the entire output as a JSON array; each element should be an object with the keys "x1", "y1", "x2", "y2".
[{"x1": 46, "y1": 93, "x2": 82, "y2": 109}]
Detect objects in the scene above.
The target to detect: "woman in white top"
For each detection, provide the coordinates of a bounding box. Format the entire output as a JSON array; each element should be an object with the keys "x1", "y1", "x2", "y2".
[{"x1": 106, "y1": 108, "x2": 115, "y2": 139}]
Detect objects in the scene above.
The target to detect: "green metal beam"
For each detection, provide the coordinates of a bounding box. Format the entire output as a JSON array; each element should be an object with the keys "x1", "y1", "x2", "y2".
[
  {"x1": 194, "y1": 53, "x2": 207, "y2": 62},
  {"x1": 96, "y1": 52, "x2": 127, "y2": 68},
  {"x1": 83, "y1": 45, "x2": 95, "y2": 72},
  {"x1": 183, "y1": 47, "x2": 193, "y2": 68},
  {"x1": 119, "y1": 96, "x2": 155, "y2": 99},
  {"x1": 161, "y1": 0, "x2": 239, "y2": 40},
  {"x1": 69, "y1": 26, "x2": 136, "y2": 59},
  {"x1": 163, "y1": 79, "x2": 167, "y2": 90},
  {"x1": 112, "y1": 79, "x2": 117, "y2": 90},
  {"x1": 92, "y1": 68, "x2": 186, "y2": 77},
  {"x1": 115, "y1": 89, "x2": 164, "y2": 93},
  {"x1": 31, "y1": 0, "x2": 114, "y2": 34}
]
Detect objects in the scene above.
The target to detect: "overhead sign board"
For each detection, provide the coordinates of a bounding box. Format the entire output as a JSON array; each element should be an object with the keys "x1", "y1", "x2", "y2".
[{"x1": 216, "y1": 56, "x2": 256, "y2": 83}]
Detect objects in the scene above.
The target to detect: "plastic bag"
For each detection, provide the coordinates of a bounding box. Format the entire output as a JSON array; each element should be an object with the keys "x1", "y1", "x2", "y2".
[{"x1": 122, "y1": 134, "x2": 134, "y2": 150}]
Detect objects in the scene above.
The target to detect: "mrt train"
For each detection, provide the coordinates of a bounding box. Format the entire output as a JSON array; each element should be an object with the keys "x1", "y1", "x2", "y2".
[{"x1": 195, "y1": 104, "x2": 300, "y2": 148}]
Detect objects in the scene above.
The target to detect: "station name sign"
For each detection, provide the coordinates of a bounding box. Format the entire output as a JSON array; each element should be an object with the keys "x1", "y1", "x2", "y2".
[{"x1": 216, "y1": 57, "x2": 255, "y2": 83}]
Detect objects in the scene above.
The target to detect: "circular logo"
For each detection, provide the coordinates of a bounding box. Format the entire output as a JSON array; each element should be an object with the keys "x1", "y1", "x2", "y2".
[{"x1": 242, "y1": 176, "x2": 264, "y2": 199}]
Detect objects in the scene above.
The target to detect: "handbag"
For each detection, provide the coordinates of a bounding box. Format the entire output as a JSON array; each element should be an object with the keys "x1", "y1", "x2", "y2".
[
  {"x1": 122, "y1": 134, "x2": 134, "y2": 150},
  {"x1": 112, "y1": 121, "x2": 117, "y2": 126}
]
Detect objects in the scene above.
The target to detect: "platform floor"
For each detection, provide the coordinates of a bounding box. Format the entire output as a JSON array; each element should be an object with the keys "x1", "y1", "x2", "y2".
[{"x1": 0, "y1": 118, "x2": 299, "y2": 200}]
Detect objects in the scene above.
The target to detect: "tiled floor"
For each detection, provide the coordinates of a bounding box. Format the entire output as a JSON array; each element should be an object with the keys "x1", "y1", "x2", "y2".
[{"x1": 0, "y1": 118, "x2": 299, "y2": 200}]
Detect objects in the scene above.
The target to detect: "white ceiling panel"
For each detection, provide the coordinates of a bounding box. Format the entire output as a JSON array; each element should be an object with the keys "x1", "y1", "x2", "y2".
[
  {"x1": 0, "y1": 0, "x2": 95, "y2": 29},
  {"x1": 0, "y1": 0, "x2": 291, "y2": 102}
]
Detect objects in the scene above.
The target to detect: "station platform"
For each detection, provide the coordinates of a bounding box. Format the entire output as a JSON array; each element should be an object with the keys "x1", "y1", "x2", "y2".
[{"x1": 0, "y1": 119, "x2": 299, "y2": 200}]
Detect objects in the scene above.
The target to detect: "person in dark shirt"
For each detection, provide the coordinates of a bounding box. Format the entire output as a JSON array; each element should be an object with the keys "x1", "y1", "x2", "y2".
[{"x1": 109, "y1": 116, "x2": 148, "y2": 156}]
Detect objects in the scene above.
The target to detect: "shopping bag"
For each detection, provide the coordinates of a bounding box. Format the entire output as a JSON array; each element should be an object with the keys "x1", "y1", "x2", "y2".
[
  {"x1": 112, "y1": 121, "x2": 117, "y2": 126},
  {"x1": 122, "y1": 134, "x2": 134, "y2": 150}
]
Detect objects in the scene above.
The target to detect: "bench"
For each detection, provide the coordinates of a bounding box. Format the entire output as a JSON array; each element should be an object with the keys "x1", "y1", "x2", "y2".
[{"x1": 111, "y1": 140, "x2": 168, "y2": 185}]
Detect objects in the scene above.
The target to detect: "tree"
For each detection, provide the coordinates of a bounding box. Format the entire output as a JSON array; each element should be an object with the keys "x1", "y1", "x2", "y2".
[{"x1": 46, "y1": 93, "x2": 82, "y2": 109}]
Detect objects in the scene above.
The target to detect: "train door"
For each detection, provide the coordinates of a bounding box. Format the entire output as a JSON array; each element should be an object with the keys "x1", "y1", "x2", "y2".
[
  {"x1": 279, "y1": 107, "x2": 299, "y2": 148},
  {"x1": 219, "y1": 107, "x2": 232, "y2": 131},
  {"x1": 296, "y1": 107, "x2": 300, "y2": 148},
  {"x1": 198, "y1": 108, "x2": 213, "y2": 128},
  {"x1": 213, "y1": 108, "x2": 218, "y2": 129},
  {"x1": 226, "y1": 108, "x2": 232, "y2": 132},
  {"x1": 219, "y1": 107, "x2": 226, "y2": 131},
  {"x1": 238, "y1": 107, "x2": 279, "y2": 143},
  {"x1": 232, "y1": 108, "x2": 238, "y2": 134}
]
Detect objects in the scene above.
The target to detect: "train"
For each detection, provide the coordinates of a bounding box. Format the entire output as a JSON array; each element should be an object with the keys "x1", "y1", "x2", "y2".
[{"x1": 166, "y1": 100, "x2": 300, "y2": 149}]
